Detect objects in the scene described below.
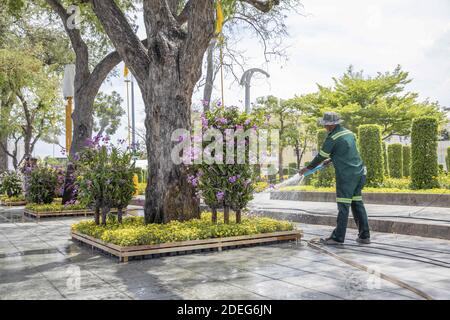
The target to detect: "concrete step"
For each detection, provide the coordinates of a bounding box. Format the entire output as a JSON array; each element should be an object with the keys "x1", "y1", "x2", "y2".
[{"x1": 250, "y1": 208, "x2": 450, "y2": 240}]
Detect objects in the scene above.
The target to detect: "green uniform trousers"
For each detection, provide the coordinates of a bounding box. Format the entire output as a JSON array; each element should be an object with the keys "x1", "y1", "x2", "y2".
[{"x1": 331, "y1": 174, "x2": 370, "y2": 243}]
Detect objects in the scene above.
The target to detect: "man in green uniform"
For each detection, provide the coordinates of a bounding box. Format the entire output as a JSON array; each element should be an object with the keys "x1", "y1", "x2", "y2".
[{"x1": 299, "y1": 112, "x2": 370, "y2": 245}]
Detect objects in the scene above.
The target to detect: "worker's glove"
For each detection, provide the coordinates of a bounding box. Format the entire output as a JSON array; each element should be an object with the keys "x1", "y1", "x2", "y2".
[{"x1": 322, "y1": 159, "x2": 332, "y2": 167}]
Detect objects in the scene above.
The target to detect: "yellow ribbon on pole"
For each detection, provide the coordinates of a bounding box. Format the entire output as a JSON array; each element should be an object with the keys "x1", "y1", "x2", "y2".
[
  {"x1": 216, "y1": 0, "x2": 224, "y2": 34},
  {"x1": 124, "y1": 65, "x2": 131, "y2": 146}
]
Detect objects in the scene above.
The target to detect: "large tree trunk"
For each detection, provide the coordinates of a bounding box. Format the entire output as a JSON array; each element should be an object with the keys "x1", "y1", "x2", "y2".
[
  {"x1": 142, "y1": 62, "x2": 200, "y2": 223},
  {"x1": 90, "y1": 0, "x2": 286, "y2": 224},
  {"x1": 202, "y1": 39, "x2": 216, "y2": 112},
  {"x1": 278, "y1": 145, "x2": 284, "y2": 182},
  {"x1": 0, "y1": 135, "x2": 7, "y2": 172}
]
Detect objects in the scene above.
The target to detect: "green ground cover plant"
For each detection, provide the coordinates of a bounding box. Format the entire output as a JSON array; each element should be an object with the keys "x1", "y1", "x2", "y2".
[{"x1": 72, "y1": 212, "x2": 295, "y2": 247}]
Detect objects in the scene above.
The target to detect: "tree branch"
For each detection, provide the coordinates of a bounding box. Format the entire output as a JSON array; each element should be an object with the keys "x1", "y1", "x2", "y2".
[
  {"x1": 177, "y1": 0, "x2": 193, "y2": 25},
  {"x1": 181, "y1": 0, "x2": 215, "y2": 86},
  {"x1": 45, "y1": 0, "x2": 90, "y2": 83},
  {"x1": 241, "y1": 0, "x2": 280, "y2": 13},
  {"x1": 91, "y1": 0, "x2": 150, "y2": 84},
  {"x1": 86, "y1": 39, "x2": 149, "y2": 100}
]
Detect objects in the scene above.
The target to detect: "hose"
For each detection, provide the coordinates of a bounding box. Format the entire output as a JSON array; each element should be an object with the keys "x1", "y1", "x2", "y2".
[{"x1": 305, "y1": 238, "x2": 434, "y2": 300}]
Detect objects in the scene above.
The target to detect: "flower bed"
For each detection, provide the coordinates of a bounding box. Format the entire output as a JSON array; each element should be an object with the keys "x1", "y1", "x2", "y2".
[
  {"x1": 24, "y1": 203, "x2": 94, "y2": 219},
  {"x1": 0, "y1": 195, "x2": 26, "y2": 206},
  {"x1": 71, "y1": 213, "x2": 300, "y2": 262}
]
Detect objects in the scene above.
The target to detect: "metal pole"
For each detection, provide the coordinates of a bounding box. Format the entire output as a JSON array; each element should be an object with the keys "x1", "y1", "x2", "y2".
[
  {"x1": 65, "y1": 97, "x2": 73, "y2": 153},
  {"x1": 245, "y1": 83, "x2": 251, "y2": 114},
  {"x1": 240, "y1": 68, "x2": 270, "y2": 114},
  {"x1": 125, "y1": 80, "x2": 131, "y2": 147},
  {"x1": 131, "y1": 75, "x2": 136, "y2": 152}
]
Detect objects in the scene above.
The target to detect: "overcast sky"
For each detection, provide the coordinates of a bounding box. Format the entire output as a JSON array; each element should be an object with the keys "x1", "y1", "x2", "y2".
[{"x1": 34, "y1": 0, "x2": 450, "y2": 158}]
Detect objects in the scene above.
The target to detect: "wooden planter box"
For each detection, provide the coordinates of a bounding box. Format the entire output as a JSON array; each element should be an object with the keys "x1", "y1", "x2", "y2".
[
  {"x1": 72, "y1": 229, "x2": 302, "y2": 263},
  {"x1": 0, "y1": 200, "x2": 27, "y2": 206},
  {"x1": 24, "y1": 208, "x2": 126, "y2": 219},
  {"x1": 24, "y1": 209, "x2": 94, "y2": 219}
]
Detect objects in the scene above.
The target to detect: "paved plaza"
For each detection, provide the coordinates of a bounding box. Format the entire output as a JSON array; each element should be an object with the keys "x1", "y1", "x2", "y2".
[{"x1": 1, "y1": 205, "x2": 450, "y2": 300}]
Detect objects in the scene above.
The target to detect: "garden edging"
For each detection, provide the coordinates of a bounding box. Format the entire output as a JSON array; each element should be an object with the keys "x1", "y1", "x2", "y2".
[
  {"x1": 72, "y1": 229, "x2": 302, "y2": 263},
  {"x1": 270, "y1": 191, "x2": 450, "y2": 207}
]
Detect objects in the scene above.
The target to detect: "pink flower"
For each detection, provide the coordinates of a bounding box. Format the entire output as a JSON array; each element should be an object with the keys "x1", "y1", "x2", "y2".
[
  {"x1": 216, "y1": 191, "x2": 225, "y2": 201},
  {"x1": 228, "y1": 176, "x2": 237, "y2": 183},
  {"x1": 217, "y1": 117, "x2": 227, "y2": 125}
]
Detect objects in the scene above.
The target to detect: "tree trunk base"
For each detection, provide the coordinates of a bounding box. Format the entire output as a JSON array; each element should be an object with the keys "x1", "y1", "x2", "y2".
[
  {"x1": 224, "y1": 206, "x2": 230, "y2": 224},
  {"x1": 236, "y1": 210, "x2": 241, "y2": 224},
  {"x1": 212, "y1": 208, "x2": 217, "y2": 224}
]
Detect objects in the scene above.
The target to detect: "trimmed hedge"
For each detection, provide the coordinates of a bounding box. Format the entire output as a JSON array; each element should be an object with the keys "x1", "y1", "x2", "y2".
[
  {"x1": 388, "y1": 144, "x2": 403, "y2": 178},
  {"x1": 288, "y1": 162, "x2": 297, "y2": 177},
  {"x1": 382, "y1": 142, "x2": 389, "y2": 176},
  {"x1": 446, "y1": 147, "x2": 450, "y2": 172},
  {"x1": 358, "y1": 125, "x2": 384, "y2": 186},
  {"x1": 411, "y1": 117, "x2": 439, "y2": 189},
  {"x1": 402, "y1": 145, "x2": 411, "y2": 177},
  {"x1": 314, "y1": 129, "x2": 335, "y2": 187}
]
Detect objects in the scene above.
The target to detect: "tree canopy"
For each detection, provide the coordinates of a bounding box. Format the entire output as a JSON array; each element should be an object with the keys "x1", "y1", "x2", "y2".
[{"x1": 290, "y1": 66, "x2": 446, "y2": 139}]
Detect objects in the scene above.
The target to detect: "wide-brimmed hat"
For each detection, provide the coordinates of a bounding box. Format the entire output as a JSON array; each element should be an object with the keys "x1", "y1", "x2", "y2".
[{"x1": 318, "y1": 112, "x2": 343, "y2": 125}]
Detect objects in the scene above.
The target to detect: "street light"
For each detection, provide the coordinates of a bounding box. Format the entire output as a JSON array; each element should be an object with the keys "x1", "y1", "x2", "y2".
[
  {"x1": 240, "y1": 68, "x2": 270, "y2": 114},
  {"x1": 62, "y1": 64, "x2": 76, "y2": 154},
  {"x1": 124, "y1": 66, "x2": 137, "y2": 156}
]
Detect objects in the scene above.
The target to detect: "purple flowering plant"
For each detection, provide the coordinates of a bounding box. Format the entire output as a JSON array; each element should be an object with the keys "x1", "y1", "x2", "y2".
[
  {"x1": 0, "y1": 171, "x2": 22, "y2": 198},
  {"x1": 74, "y1": 135, "x2": 137, "y2": 225},
  {"x1": 27, "y1": 166, "x2": 58, "y2": 204},
  {"x1": 188, "y1": 106, "x2": 264, "y2": 223}
]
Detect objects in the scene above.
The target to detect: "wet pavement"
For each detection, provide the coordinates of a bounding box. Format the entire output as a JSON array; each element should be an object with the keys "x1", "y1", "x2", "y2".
[
  {"x1": 1, "y1": 206, "x2": 450, "y2": 300},
  {"x1": 251, "y1": 193, "x2": 450, "y2": 226}
]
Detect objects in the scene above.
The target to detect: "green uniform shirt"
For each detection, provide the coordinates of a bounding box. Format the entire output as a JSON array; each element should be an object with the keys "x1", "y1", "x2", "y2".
[{"x1": 308, "y1": 125, "x2": 365, "y2": 179}]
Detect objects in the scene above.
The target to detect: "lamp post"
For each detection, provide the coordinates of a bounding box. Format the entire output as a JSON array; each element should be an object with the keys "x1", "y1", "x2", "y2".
[
  {"x1": 240, "y1": 68, "x2": 270, "y2": 114},
  {"x1": 62, "y1": 64, "x2": 76, "y2": 154},
  {"x1": 131, "y1": 74, "x2": 136, "y2": 153},
  {"x1": 124, "y1": 66, "x2": 137, "y2": 154}
]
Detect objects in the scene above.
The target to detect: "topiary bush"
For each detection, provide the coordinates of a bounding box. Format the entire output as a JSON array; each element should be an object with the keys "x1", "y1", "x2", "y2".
[
  {"x1": 402, "y1": 145, "x2": 411, "y2": 177},
  {"x1": 27, "y1": 166, "x2": 58, "y2": 204},
  {"x1": 446, "y1": 147, "x2": 450, "y2": 173},
  {"x1": 288, "y1": 163, "x2": 297, "y2": 177},
  {"x1": 411, "y1": 117, "x2": 440, "y2": 189},
  {"x1": 0, "y1": 171, "x2": 22, "y2": 198},
  {"x1": 387, "y1": 143, "x2": 403, "y2": 178},
  {"x1": 314, "y1": 129, "x2": 335, "y2": 187},
  {"x1": 382, "y1": 142, "x2": 389, "y2": 176},
  {"x1": 358, "y1": 125, "x2": 384, "y2": 186}
]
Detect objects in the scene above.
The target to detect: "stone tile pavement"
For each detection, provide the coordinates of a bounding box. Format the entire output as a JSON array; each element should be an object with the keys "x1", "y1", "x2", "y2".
[{"x1": 1, "y1": 209, "x2": 450, "y2": 300}]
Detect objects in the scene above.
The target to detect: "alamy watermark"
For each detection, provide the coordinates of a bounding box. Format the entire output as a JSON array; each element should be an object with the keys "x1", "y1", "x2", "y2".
[
  {"x1": 66, "y1": 5, "x2": 83, "y2": 30},
  {"x1": 170, "y1": 116, "x2": 282, "y2": 175}
]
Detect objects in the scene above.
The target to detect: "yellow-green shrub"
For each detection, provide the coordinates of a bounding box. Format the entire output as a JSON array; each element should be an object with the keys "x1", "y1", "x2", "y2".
[
  {"x1": 26, "y1": 203, "x2": 87, "y2": 212},
  {"x1": 358, "y1": 125, "x2": 384, "y2": 186},
  {"x1": 136, "y1": 183, "x2": 146, "y2": 195},
  {"x1": 388, "y1": 143, "x2": 403, "y2": 178},
  {"x1": 411, "y1": 117, "x2": 439, "y2": 189},
  {"x1": 314, "y1": 129, "x2": 335, "y2": 187},
  {"x1": 279, "y1": 185, "x2": 450, "y2": 194},
  {"x1": 402, "y1": 145, "x2": 411, "y2": 177},
  {"x1": 446, "y1": 147, "x2": 450, "y2": 172},
  {"x1": 72, "y1": 213, "x2": 295, "y2": 246}
]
